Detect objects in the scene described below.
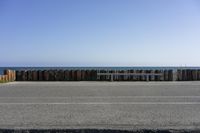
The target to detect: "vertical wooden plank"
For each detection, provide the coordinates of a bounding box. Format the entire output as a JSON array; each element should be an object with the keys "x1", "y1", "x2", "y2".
[
  {"x1": 16, "y1": 71, "x2": 21, "y2": 81},
  {"x1": 4, "y1": 75, "x2": 8, "y2": 82},
  {"x1": 184, "y1": 69, "x2": 188, "y2": 81},
  {"x1": 146, "y1": 70, "x2": 151, "y2": 81},
  {"x1": 21, "y1": 70, "x2": 27, "y2": 81},
  {"x1": 154, "y1": 70, "x2": 159, "y2": 81},
  {"x1": 11, "y1": 70, "x2": 14, "y2": 81},
  {"x1": 92, "y1": 70, "x2": 97, "y2": 81},
  {"x1": 48, "y1": 70, "x2": 53, "y2": 81},
  {"x1": 76, "y1": 70, "x2": 81, "y2": 81},
  {"x1": 43, "y1": 70, "x2": 49, "y2": 81},
  {"x1": 70, "y1": 70, "x2": 75, "y2": 81},
  {"x1": 10, "y1": 70, "x2": 13, "y2": 81},
  {"x1": 100, "y1": 70, "x2": 105, "y2": 81},
  {"x1": 197, "y1": 70, "x2": 200, "y2": 80},
  {"x1": 160, "y1": 70, "x2": 164, "y2": 81},
  {"x1": 192, "y1": 70, "x2": 197, "y2": 81},
  {"x1": 14, "y1": 70, "x2": 16, "y2": 81},
  {"x1": 2, "y1": 75, "x2": 6, "y2": 82},
  {"x1": 140, "y1": 70, "x2": 145, "y2": 81},
  {"x1": 177, "y1": 70, "x2": 182, "y2": 81},
  {"x1": 54, "y1": 70, "x2": 59, "y2": 81},
  {"x1": 64, "y1": 70, "x2": 69, "y2": 81},
  {"x1": 168, "y1": 70, "x2": 173, "y2": 81},
  {"x1": 186, "y1": 69, "x2": 191, "y2": 81},
  {"x1": 122, "y1": 70, "x2": 126, "y2": 81},
  {"x1": 164, "y1": 70, "x2": 168, "y2": 81},
  {"x1": 132, "y1": 70, "x2": 136, "y2": 81},
  {"x1": 38, "y1": 70, "x2": 43, "y2": 81},
  {"x1": 59, "y1": 70, "x2": 64, "y2": 81},
  {"x1": 32, "y1": 71, "x2": 38, "y2": 81},
  {"x1": 28, "y1": 71, "x2": 32, "y2": 81}
]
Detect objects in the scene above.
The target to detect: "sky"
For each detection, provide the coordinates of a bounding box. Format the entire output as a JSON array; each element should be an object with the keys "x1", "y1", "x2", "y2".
[{"x1": 0, "y1": 0, "x2": 200, "y2": 67}]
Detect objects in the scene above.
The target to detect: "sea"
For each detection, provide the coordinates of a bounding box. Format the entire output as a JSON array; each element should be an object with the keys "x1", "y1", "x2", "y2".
[{"x1": 1, "y1": 67, "x2": 200, "y2": 75}]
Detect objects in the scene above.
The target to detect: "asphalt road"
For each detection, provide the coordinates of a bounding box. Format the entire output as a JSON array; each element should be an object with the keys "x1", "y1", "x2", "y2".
[{"x1": 0, "y1": 82, "x2": 200, "y2": 130}]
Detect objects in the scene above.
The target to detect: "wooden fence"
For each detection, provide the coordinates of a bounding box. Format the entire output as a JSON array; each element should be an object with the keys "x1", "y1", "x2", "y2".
[
  {"x1": 1, "y1": 69, "x2": 200, "y2": 82},
  {"x1": 15, "y1": 69, "x2": 174, "y2": 81},
  {"x1": 0, "y1": 70, "x2": 16, "y2": 82},
  {"x1": 177, "y1": 69, "x2": 200, "y2": 81}
]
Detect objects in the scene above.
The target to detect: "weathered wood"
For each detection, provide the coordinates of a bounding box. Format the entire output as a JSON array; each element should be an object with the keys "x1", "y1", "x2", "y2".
[
  {"x1": 64, "y1": 70, "x2": 70, "y2": 81},
  {"x1": 168, "y1": 70, "x2": 173, "y2": 81},
  {"x1": 32, "y1": 71, "x2": 38, "y2": 81},
  {"x1": 38, "y1": 71, "x2": 43, "y2": 81},
  {"x1": 192, "y1": 70, "x2": 198, "y2": 81}
]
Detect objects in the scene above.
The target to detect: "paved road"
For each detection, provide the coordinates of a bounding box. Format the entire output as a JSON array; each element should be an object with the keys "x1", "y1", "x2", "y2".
[{"x1": 0, "y1": 82, "x2": 200, "y2": 130}]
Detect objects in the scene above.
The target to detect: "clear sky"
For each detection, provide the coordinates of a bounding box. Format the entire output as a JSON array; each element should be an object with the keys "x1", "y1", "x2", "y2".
[{"x1": 0, "y1": 0, "x2": 200, "y2": 67}]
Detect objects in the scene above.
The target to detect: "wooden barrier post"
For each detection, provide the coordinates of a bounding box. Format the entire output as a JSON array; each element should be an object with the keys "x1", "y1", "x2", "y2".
[
  {"x1": 2, "y1": 75, "x2": 5, "y2": 82},
  {"x1": 12, "y1": 70, "x2": 16, "y2": 81},
  {"x1": 27, "y1": 71, "x2": 32, "y2": 81},
  {"x1": 168, "y1": 70, "x2": 173, "y2": 81},
  {"x1": 16, "y1": 71, "x2": 21, "y2": 81},
  {"x1": 164, "y1": 70, "x2": 168, "y2": 81},
  {"x1": 177, "y1": 70, "x2": 182, "y2": 81},
  {"x1": 32, "y1": 71, "x2": 38, "y2": 81},
  {"x1": 38, "y1": 70, "x2": 43, "y2": 81},
  {"x1": 91, "y1": 70, "x2": 97, "y2": 81},
  {"x1": 187, "y1": 69, "x2": 192, "y2": 81},
  {"x1": 197, "y1": 70, "x2": 200, "y2": 80},
  {"x1": 70, "y1": 70, "x2": 75, "y2": 81},
  {"x1": 54, "y1": 70, "x2": 59, "y2": 81},
  {"x1": 43, "y1": 70, "x2": 49, "y2": 81},
  {"x1": 76, "y1": 70, "x2": 81, "y2": 81},
  {"x1": 81, "y1": 70, "x2": 86, "y2": 81},
  {"x1": 60, "y1": 70, "x2": 65, "y2": 81},
  {"x1": 192, "y1": 70, "x2": 197, "y2": 81},
  {"x1": 21, "y1": 71, "x2": 27, "y2": 81},
  {"x1": 64, "y1": 70, "x2": 70, "y2": 81},
  {"x1": 160, "y1": 70, "x2": 164, "y2": 81}
]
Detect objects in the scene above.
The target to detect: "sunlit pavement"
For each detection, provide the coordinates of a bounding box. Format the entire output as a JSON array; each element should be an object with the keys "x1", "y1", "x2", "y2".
[{"x1": 0, "y1": 82, "x2": 200, "y2": 131}]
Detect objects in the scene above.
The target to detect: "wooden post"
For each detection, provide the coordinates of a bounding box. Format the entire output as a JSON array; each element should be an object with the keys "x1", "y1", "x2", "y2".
[
  {"x1": 43, "y1": 70, "x2": 49, "y2": 81},
  {"x1": 168, "y1": 70, "x2": 173, "y2": 81},
  {"x1": 21, "y1": 71, "x2": 27, "y2": 81},
  {"x1": 146, "y1": 70, "x2": 151, "y2": 81},
  {"x1": 177, "y1": 70, "x2": 182, "y2": 81},
  {"x1": 192, "y1": 70, "x2": 197, "y2": 81},
  {"x1": 16, "y1": 71, "x2": 21, "y2": 81},
  {"x1": 164, "y1": 70, "x2": 168, "y2": 81},
  {"x1": 38, "y1": 70, "x2": 43, "y2": 81},
  {"x1": 27, "y1": 71, "x2": 32, "y2": 81},
  {"x1": 64, "y1": 70, "x2": 70, "y2": 81},
  {"x1": 32, "y1": 71, "x2": 38, "y2": 81},
  {"x1": 197, "y1": 70, "x2": 200, "y2": 80},
  {"x1": 76, "y1": 70, "x2": 81, "y2": 81},
  {"x1": 59, "y1": 70, "x2": 64, "y2": 81}
]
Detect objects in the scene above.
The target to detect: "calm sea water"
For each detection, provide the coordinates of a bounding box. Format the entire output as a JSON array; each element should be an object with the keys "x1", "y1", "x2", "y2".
[{"x1": 0, "y1": 67, "x2": 200, "y2": 75}]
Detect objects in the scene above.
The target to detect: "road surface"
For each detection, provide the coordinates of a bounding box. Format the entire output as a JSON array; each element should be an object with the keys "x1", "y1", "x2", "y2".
[{"x1": 0, "y1": 82, "x2": 200, "y2": 131}]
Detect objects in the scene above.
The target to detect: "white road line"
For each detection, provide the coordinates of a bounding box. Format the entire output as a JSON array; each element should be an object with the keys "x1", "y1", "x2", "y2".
[{"x1": 0, "y1": 102, "x2": 199, "y2": 105}]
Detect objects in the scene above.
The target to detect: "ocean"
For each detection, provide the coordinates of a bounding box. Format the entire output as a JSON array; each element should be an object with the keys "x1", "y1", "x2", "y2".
[{"x1": 1, "y1": 67, "x2": 200, "y2": 75}]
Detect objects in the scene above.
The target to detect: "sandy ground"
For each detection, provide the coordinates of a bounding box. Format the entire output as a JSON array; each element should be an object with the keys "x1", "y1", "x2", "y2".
[{"x1": 0, "y1": 81, "x2": 200, "y2": 130}]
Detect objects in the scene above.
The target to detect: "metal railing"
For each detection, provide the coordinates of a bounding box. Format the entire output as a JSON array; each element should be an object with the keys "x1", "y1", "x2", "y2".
[{"x1": 97, "y1": 72, "x2": 163, "y2": 81}]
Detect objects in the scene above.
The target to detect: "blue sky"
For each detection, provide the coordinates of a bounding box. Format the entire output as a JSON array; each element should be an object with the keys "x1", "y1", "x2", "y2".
[{"x1": 0, "y1": 0, "x2": 200, "y2": 67}]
